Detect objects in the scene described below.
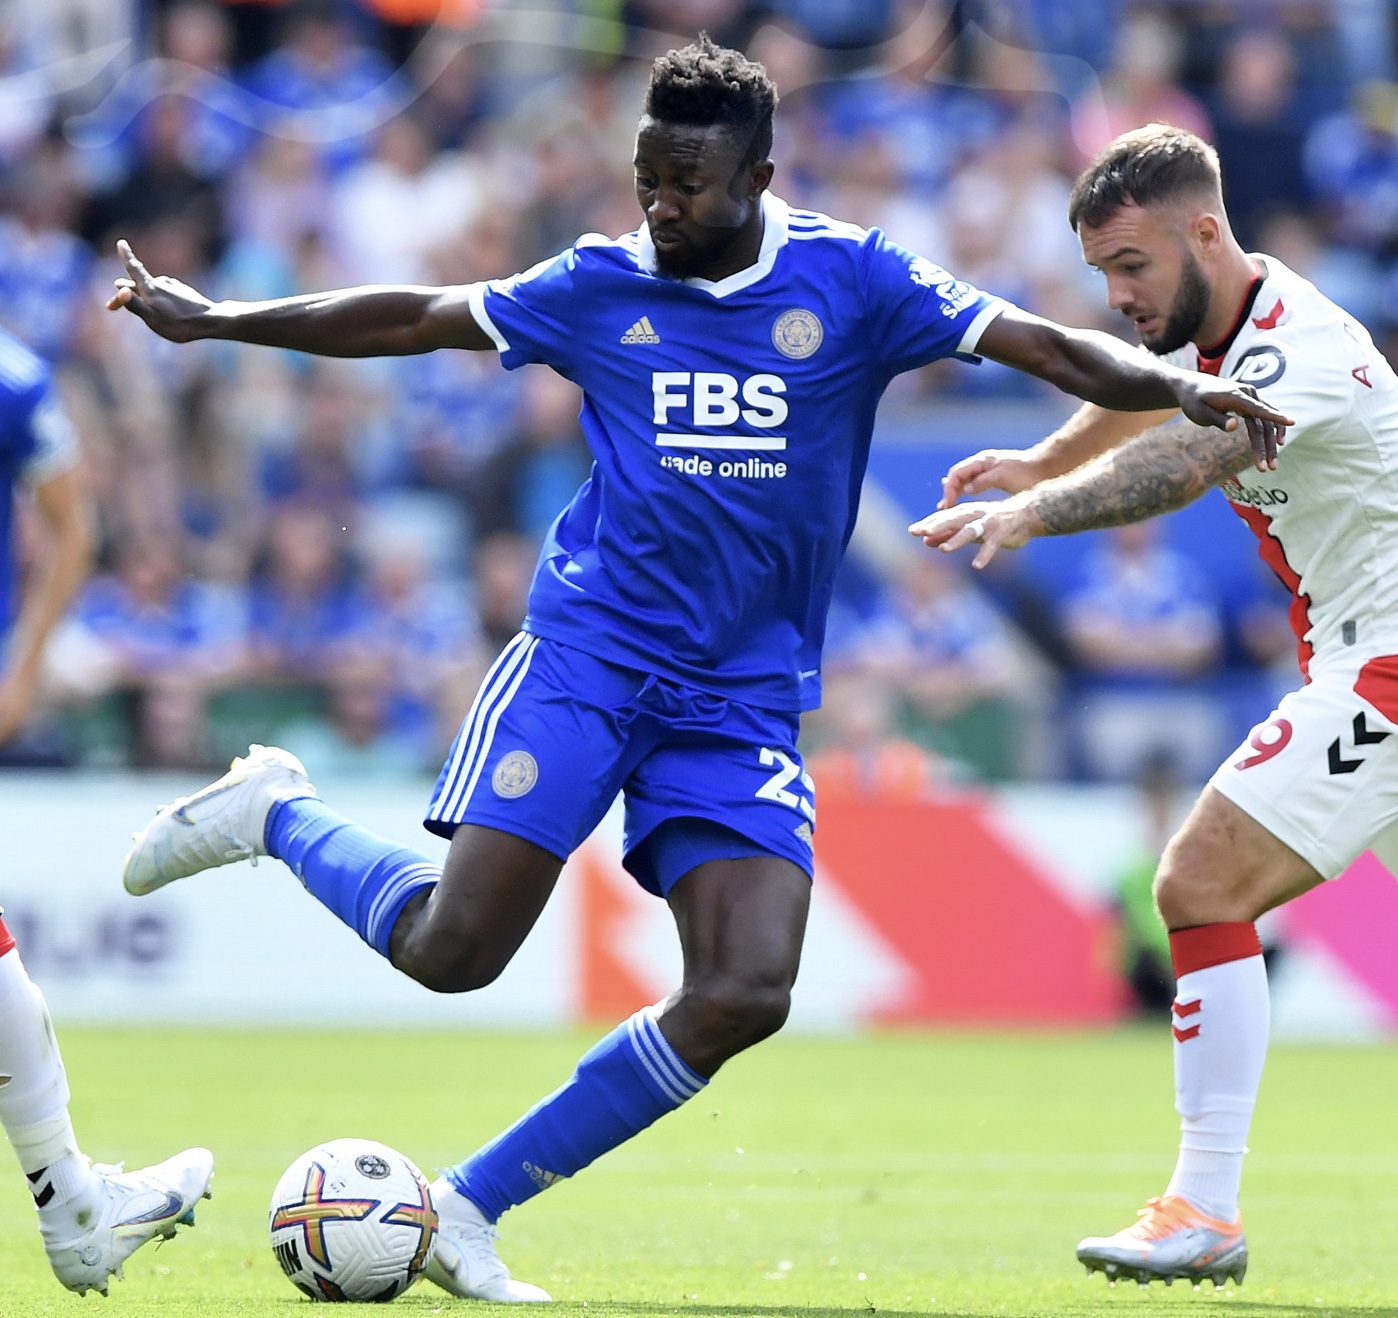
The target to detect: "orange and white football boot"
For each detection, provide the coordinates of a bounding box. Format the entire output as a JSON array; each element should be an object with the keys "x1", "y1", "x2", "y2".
[{"x1": 1077, "y1": 1195, "x2": 1246, "y2": 1288}]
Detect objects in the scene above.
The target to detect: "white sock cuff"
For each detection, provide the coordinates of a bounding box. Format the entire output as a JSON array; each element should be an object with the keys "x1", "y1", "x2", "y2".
[
  {"x1": 8, "y1": 1112, "x2": 80, "y2": 1175},
  {"x1": 628, "y1": 1006, "x2": 707, "y2": 1105}
]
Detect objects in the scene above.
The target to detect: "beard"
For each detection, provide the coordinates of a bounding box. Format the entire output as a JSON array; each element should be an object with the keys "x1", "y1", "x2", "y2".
[
  {"x1": 1143, "y1": 252, "x2": 1211, "y2": 355},
  {"x1": 650, "y1": 218, "x2": 746, "y2": 279},
  {"x1": 651, "y1": 235, "x2": 705, "y2": 278}
]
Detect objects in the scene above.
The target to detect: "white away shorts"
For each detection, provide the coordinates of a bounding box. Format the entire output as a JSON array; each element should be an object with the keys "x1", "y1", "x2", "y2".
[{"x1": 1211, "y1": 653, "x2": 1398, "y2": 879}]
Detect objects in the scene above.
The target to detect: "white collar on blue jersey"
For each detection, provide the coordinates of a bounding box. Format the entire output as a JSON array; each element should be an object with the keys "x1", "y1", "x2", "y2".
[{"x1": 635, "y1": 192, "x2": 790, "y2": 297}]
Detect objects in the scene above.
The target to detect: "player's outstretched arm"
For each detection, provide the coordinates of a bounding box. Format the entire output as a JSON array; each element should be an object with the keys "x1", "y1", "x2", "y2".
[
  {"x1": 909, "y1": 413, "x2": 1254, "y2": 570},
  {"x1": 937, "y1": 403, "x2": 1178, "y2": 509},
  {"x1": 974, "y1": 306, "x2": 1292, "y2": 471},
  {"x1": 105, "y1": 240, "x2": 496, "y2": 356}
]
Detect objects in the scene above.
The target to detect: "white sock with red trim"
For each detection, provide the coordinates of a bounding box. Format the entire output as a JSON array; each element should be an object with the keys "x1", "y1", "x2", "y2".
[{"x1": 1162, "y1": 922, "x2": 1268, "y2": 1224}]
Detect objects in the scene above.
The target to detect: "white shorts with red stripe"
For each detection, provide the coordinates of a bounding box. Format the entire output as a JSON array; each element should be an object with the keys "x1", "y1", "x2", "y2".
[{"x1": 1211, "y1": 652, "x2": 1398, "y2": 878}]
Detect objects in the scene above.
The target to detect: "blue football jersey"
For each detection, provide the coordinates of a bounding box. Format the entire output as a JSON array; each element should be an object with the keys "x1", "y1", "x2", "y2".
[
  {"x1": 469, "y1": 193, "x2": 1004, "y2": 711},
  {"x1": 0, "y1": 330, "x2": 77, "y2": 630}
]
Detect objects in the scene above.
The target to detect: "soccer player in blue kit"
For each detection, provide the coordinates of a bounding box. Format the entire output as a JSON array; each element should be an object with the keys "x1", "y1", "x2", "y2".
[
  {"x1": 0, "y1": 329, "x2": 215, "y2": 1295},
  {"x1": 108, "y1": 37, "x2": 1288, "y2": 1302}
]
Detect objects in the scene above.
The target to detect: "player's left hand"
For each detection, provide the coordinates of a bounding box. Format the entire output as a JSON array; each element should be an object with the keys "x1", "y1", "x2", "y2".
[
  {"x1": 1173, "y1": 376, "x2": 1293, "y2": 472},
  {"x1": 908, "y1": 500, "x2": 1041, "y2": 570}
]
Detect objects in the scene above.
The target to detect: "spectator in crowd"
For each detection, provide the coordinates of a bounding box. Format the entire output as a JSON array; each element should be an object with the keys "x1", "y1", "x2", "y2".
[
  {"x1": 510, "y1": 367, "x2": 589, "y2": 543},
  {"x1": 329, "y1": 114, "x2": 483, "y2": 284},
  {"x1": 510, "y1": 127, "x2": 619, "y2": 270},
  {"x1": 626, "y1": 0, "x2": 754, "y2": 53},
  {"x1": 84, "y1": 96, "x2": 225, "y2": 267},
  {"x1": 0, "y1": 145, "x2": 93, "y2": 363},
  {"x1": 1070, "y1": 9, "x2": 1212, "y2": 164},
  {"x1": 1209, "y1": 27, "x2": 1307, "y2": 252},
  {"x1": 1008, "y1": 0, "x2": 1125, "y2": 94},
  {"x1": 816, "y1": 553, "x2": 1034, "y2": 780},
  {"x1": 887, "y1": 553, "x2": 1033, "y2": 780},
  {"x1": 1062, "y1": 522, "x2": 1226, "y2": 782},
  {"x1": 766, "y1": 0, "x2": 893, "y2": 53},
  {"x1": 21, "y1": 0, "x2": 135, "y2": 70},
  {"x1": 245, "y1": 504, "x2": 366, "y2": 686},
  {"x1": 389, "y1": 328, "x2": 522, "y2": 530},
  {"x1": 260, "y1": 361, "x2": 376, "y2": 528},
  {"x1": 471, "y1": 533, "x2": 534, "y2": 658},
  {"x1": 241, "y1": 0, "x2": 406, "y2": 175},
  {"x1": 805, "y1": 669, "x2": 946, "y2": 802},
  {"x1": 76, "y1": 1, "x2": 250, "y2": 193},
  {"x1": 72, "y1": 535, "x2": 245, "y2": 766},
  {"x1": 355, "y1": 533, "x2": 483, "y2": 760},
  {"x1": 1304, "y1": 79, "x2": 1398, "y2": 258},
  {"x1": 821, "y1": 2, "x2": 1001, "y2": 203},
  {"x1": 220, "y1": 131, "x2": 337, "y2": 298},
  {"x1": 276, "y1": 647, "x2": 430, "y2": 779},
  {"x1": 745, "y1": 20, "x2": 825, "y2": 206},
  {"x1": 407, "y1": 32, "x2": 490, "y2": 153},
  {"x1": 0, "y1": 7, "x2": 56, "y2": 166},
  {"x1": 821, "y1": 133, "x2": 944, "y2": 269},
  {"x1": 157, "y1": 0, "x2": 252, "y2": 180}
]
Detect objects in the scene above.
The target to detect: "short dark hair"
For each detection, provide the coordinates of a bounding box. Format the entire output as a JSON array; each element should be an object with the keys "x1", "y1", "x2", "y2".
[
  {"x1": 1068, "y1": 124, "x2": 1223, "y2": 231},
  {"x1": 644, "y1": 33, "x2": 778, "y2": 167}
]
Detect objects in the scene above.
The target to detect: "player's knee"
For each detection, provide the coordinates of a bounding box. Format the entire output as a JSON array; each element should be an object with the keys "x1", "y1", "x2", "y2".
[
  {"x1": 1153, "y1": 855, "x2": 1204, "y2": 930},
  {"x1": 685, "y1": 975, "x2": 792, "y2": 1052},
  {"x1": 1153, "y1": 845, "x2": 1246, "y2": 929},
  {"x1": 393, "y1": 935, "x2": 508, "y2": 995}
]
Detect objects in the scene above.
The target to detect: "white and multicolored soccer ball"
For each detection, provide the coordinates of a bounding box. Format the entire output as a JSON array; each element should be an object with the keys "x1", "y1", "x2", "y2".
[{"x1": 268, "y1": 1138, "x2": 438, "y2": 1303}]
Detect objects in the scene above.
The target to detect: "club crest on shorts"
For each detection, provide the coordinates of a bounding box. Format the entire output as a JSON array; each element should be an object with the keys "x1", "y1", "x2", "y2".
[
  {"x1": 772, "y1": 308, "x2": 823, "y2": 359},
  {"x1": 492, "y1": 749, "x2": 539, "y2": 798}
]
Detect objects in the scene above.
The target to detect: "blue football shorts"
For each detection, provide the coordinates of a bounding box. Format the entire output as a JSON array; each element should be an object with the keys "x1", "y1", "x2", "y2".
[{"x1": 423, "y1": 633, "x2": 816, "y2": 896}]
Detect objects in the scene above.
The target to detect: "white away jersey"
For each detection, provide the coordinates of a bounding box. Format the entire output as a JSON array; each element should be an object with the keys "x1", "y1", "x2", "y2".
[{"x1": 1164, "y1": 256, "x2": 1398, "y2": 679}]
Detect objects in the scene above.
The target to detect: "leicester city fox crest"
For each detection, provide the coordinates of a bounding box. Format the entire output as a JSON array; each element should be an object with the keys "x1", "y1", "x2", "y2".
[
  {"x1": 492, "y1": 750, "x2": 539, "y2": 798},
  {"x1": 772, "y1": 308, "x2": 823, "y2": 359}
]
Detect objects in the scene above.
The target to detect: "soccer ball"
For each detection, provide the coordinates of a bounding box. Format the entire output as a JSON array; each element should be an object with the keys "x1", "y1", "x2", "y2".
[{"x1": 268, "y1": 1138, "x2": 438, "y2": 1302}]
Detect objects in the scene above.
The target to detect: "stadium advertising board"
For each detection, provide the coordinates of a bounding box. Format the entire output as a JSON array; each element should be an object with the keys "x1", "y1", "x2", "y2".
[{"x1": 0, "y1": 775, "x2": 1390, "y2": 1037}]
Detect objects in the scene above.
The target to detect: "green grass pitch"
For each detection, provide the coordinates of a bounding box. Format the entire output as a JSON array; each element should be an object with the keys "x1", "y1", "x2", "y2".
[{"x1": 2, "y1": 1027, "x2": 1397, "y2": 1317}]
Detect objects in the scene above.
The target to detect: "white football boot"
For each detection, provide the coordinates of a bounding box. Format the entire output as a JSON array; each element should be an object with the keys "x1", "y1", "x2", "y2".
[
  {"x1": 122, "y1": 745, "x2": 316, "y2": 895},
  {"x1": 1077, "y1": 1195, "x2": 1247, "y2": 1288},
  {"x1": 45, "y1": 1147, "x2": 215, "y2": 1296},
  {"x1": 423, "y1": 1178, "x2": 551, "y2": 1302}
]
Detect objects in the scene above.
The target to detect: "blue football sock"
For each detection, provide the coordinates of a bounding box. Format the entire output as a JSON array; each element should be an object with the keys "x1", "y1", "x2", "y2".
[
  {"x1": 265, "y1": 797, "x2": 440, "y2": 959},
  {"x1": 446, "y1": 1007, "x2": 707, "y2": 1221}
]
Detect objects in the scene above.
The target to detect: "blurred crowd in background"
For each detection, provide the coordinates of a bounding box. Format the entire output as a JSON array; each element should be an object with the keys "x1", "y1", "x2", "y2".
[{"x1": 0, "y1": 0, "x2": 1392, "y2": 784}]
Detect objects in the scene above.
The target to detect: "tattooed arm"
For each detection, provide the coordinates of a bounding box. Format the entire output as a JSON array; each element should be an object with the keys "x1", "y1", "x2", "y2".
[{"x1": 908, "y1": 414, "x2": 1255, "y2": 569}]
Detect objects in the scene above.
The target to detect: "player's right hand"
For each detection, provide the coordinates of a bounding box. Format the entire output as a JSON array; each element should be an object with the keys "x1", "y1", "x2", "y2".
[
  {"x1": 938, "y1": 448, "x2": 1046, "y2": 509},
  {"x1": 105, "y1": 240, "x2": 216, "y2": 342}
]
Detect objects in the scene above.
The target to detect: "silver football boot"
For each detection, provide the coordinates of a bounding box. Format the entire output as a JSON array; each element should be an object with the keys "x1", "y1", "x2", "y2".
[{"x1": 1077, "y1": 1195, "x2": 1247, "y2": 1288}]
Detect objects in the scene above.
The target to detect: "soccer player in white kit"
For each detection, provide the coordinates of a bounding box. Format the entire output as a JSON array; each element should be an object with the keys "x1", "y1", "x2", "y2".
[
  {"x1": 0, "y1": 329, "x2": 213, "y2": 1294},
  {"x1": 915, "y1": 123, "x2": 1396, "y2": 1288}
]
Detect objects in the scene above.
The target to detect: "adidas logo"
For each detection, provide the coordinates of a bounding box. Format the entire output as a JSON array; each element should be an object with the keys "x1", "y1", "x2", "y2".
[
  {"x1": 620, "y1": 316, "x2": 661, "y2": 345},
  {"x1": 522, "y1": 1161, "x2": 564, "y2": 1191}
]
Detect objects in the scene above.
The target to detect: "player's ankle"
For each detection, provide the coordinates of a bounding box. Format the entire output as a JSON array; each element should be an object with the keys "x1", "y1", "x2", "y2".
[{"x1": 34, "y1": 1153, "x2": 104, "y2": 1242}]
